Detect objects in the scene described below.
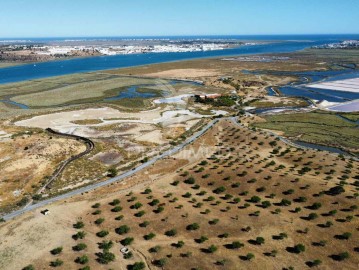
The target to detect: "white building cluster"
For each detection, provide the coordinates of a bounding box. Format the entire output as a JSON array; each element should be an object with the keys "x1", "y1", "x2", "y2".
[
  {"x1": 313, "y1": 40, "x2": 359, "y2": 49},
  {"x1": 33, "y1": 46, "x2": 97, "y2": 55},
  {"x1": 31, "y1": 42, "x2": 236, "y2": 56}
]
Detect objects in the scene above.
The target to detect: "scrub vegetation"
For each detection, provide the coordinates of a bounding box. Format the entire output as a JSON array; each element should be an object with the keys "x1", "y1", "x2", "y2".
[{"x1": 252, "y1": 111, "x2": 359, "y2": 151}]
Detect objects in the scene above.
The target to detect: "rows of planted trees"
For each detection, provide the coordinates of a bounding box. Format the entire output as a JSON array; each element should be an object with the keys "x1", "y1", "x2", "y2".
[{"x1": 22, "y1": 118, "x2": 358, "y2": 270}]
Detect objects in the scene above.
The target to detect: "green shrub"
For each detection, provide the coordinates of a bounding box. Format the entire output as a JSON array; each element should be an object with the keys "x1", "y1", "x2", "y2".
[
  {"x1": 121, "y1": 237, "x2": 134, "y2": 246},
  {"x1": 261, "y1": 201, "x2": 271, "y2": 208},
  {"x1": 127, "y1": 262, "x2": 145, "y2": 270},
  {"x1": 184, "y1": 177, "x2": 196, "y2": 184},
  {"x1": 173, "y1": 240, "x2": 185, "y2": 248},
  {"x1": 255, "y1": 237, "x2": 265, "y2": 245},
  {"x1": 95, "y1": 218, "x2": 105, "y2": 225},
  {"x1": 207, "y1": 245, "x2": 218, "y2": 253},
  {"x1": 293, "y1": 244, "x2": 305, "y2": 253},
  {"x1": 73, "y1": 243, "x2": 87, "y2": 251},
  {"x1": 139, "y1": 221, "x2": 149, "y2": 227},
  {"x1": 335, "y1": 252, "x2": 350, "y2": 261},
  {"x1": 155, "y1": 206, "x2": 164, "y2": 213},
  {"x1": 111, "y1": 206, "x2": 123, "y2": 212},
  {"x1": 143, "y1": 188, "x2": 152, "y2": 194},
  {"x1": 131, "y1": 202, "x2": 143, "y2": 209},
  {"x1": 246, "y1": 253, "x2": 255, "y2": 261},
  {"x1": 186, "y1": 223, "x2": 200, "y2": 231},
  {"x1": 149, "y1": 199, "x2": 160, "y2": 206},
  {"x1": 73, "y1": 231, "x2": 86, "y2": 240},
  {"x1": 213, "y1": 186, "x2": 226, "y2": 194},
  {"x1": 92, "y1": 203, "x2": 101, "y2": 208},
  {"x1": 154, "y1": 258, "x2": 167, "y2": 267},
  {"x1": 165, "y1": 229, "x2": 177, "y2": 237},
  {"x1": 109, "y1": 199, "x2": 120, "y2": 206},
  {"x1": 250, "y1": 196, "x2": 261, "y2": 203},
  {"x1": 124, "y1": 251, "x2": 133, "y2": 259},
  {"x1": 96, "y1": 230, "x2": 109, "y2": 238},
  {"x1": 22, "y1": 265, "x2": 35, "y2": 270},
  {"x1": 183, "y1": 192, "x2": 192, "y2": 198},
  {"x1": 230, "y1": 241, "x2": 244, "y2": 249},
  {"x1": 196, "y1": 236, "x2": 208, "y2": 243},
  {"x1": 50, "y1": 247, "x2": 63, "y2": 255},
  {"x1": 75, "y1": 255, "x2": 89, "y2": 265},
  {"x1": 149, "y1": 245, "x2": 161, "y2": 253},
  {"x1": 144, "y1": 233, "x2": 156, "y2": 240},
  {"x1": 209, "y1": 219, "x2": 219, "y2": 225},
  {"x1": 50, "y1": 259, "x2": 63, "y2": 267},
  {"x1": 116, "y1": 225, "x2": 130, "y2": 235},
  {"x1": 97, "y1": 251, "x2": 115, "y2": 264},
  {"x1": 135, "y1": 210, "x2": 146, "y2": 217},
  {"x1": 309, "y1": 260, "x2": 322, "y2": 267},
  {"x1": 98, "y1": 240, "x2": 113, "y2": 250},
  {"x1": 307, "y1": 213, "x2": 318, "y2": 220},
  {"x1": 73, "y1": 221, "x2": 85, "y2": 229},
  {"x1": 107, "y1": 168, "x2": 117, "y2": 177}
]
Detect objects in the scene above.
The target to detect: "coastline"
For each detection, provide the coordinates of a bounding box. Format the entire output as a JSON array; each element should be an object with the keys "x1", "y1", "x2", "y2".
[
  {"x1": 0, "y1": 39, "x2": 330, "y2": 85},
  {"x1": 0, "y1": 62, "x2": 24, "y2": 69},
  {"x1": 0, "y1": 41, "x2": 249, "y2": 71}
]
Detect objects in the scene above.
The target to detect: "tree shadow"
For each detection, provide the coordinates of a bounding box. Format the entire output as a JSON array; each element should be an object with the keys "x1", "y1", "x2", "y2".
[
  {"x1": 272, "y1": 235, "x2": 283, "y2": 240},
  {"x1": 335, "y1": 218, "x2": 347, "y2": 223},
  {"x1": 247, "y1": 239, "x2": 260, "y2": 245},
  {"x1": 316, "y1": 223, "x2": 329, "y2": 228},
  {"x1": 334, "y1": 234, "x2": 349, "y2": 240},
  {"x1": 306, "y1": 261, "x2": 319, "y2": 268},
  {"x1": 285, "y1": 247, "x2": 300, "y2": 254},
  {"x1": 329, "y1": 254, "x2": 344, "y2": 261},
  {"x1": 312, "y1": 241, "x2": 325, "y2": 247},
  {"x1": 200, "y1": 248, "x2": 212, "y2": 254}
]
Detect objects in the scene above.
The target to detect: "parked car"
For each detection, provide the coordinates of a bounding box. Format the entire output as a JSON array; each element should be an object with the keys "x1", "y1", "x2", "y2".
[{"x1": 121, "y1": 247, "x2": 130, "y2": 254}]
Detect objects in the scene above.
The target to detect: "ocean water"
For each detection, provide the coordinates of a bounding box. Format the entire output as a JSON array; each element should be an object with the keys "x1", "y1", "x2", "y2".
[{"x1": 1, "y1": 35, "x2": 358, "y2": 84}]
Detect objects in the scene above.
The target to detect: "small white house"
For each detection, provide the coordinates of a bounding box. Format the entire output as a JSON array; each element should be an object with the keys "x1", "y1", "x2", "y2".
[{"x1": 41, "y1": 209, "x2": 50, "y2": 215}]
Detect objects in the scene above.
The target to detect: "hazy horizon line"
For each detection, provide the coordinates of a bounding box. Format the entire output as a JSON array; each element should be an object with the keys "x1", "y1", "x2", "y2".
[{"x1": 1, "y1": 33, "x2": 359, "y2": 39}]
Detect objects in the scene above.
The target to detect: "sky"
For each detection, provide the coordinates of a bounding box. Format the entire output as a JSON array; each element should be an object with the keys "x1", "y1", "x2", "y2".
[{"x1": 1, "y1": 0, "x2": 358, "y2": 37}]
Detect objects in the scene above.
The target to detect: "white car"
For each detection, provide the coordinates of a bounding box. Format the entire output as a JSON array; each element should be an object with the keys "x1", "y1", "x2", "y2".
[{"x1": 120, "y1": 247, "x2": 130, "y2": 254}]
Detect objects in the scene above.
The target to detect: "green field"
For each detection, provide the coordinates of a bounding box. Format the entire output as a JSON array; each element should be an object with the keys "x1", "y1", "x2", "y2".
[
  {"x1": 249, "y1": 98, "x2": 308, "y2": 108},
  {"x1": 0, "y1": 72, "x2": 175, "y2": 108},
  {"x1": 340, "y1": 113, "x2": 359, "y2": 122},
  {"x1": 12, "y1": 77, "x2": 165, "y2": 107},
  {"x1": 294, "y1": 49, "x2": 359, "y2": 66},
  {"x1": 252, "y1": 111, "x2": 359, "y2": 150},
  {"x1": 0, "y1": 73, "x2": 113, "y2": 97}
]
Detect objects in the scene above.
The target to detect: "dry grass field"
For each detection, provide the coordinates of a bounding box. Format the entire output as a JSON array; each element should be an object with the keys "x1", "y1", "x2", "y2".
[
  {"x1": 1, "y1": 118, "x2": 357, "y2": 270},
  {"x1": 0, "y1": 62, "x2": 22, "y2": 68},
  {"x1": 0, "y1": 123, "x2": 85, "y2": 213},
  {"x1": 6, "y1": 105, "x2": 216, "y2": 206}
]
